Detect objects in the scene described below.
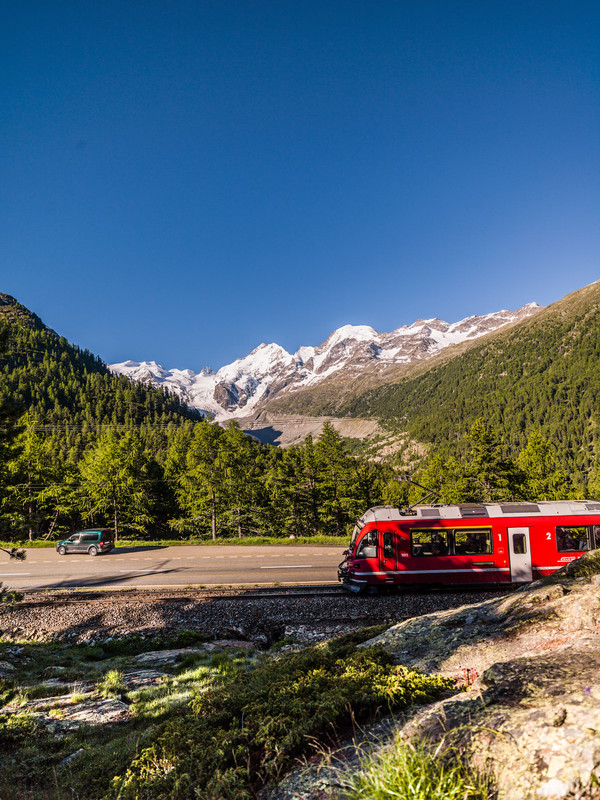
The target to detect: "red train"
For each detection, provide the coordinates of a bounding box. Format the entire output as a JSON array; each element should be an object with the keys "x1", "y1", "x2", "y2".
[{"x1": 338, "y1": 501, "x2": 600, "y2": 593}]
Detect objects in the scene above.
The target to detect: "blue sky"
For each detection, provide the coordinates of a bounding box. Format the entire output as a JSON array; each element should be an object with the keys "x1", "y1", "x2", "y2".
[{"x1": 2, "y1": 1, "x2": 599, "y2": 370}]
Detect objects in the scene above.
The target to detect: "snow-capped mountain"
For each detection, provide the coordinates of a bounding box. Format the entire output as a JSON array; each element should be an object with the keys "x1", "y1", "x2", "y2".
[{"x1": 109, "y1": 303, "x2": 541, "y2": 420}]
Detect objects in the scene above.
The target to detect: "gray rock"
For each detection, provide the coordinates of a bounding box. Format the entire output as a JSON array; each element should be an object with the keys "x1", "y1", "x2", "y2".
[
  {"x1": 363, "y1": 561, "x2": 600, "y2": 800},
  {"x1": 59, "y1": 748, "x2": 85, "y2": 767}
]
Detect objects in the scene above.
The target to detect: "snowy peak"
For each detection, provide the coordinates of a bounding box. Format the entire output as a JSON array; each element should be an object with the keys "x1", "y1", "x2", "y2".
[
  {"x1": 326, "y1": 324, "x2": 379, "y2": 347},
  {"x1": 109, "y1": 302, "x2": 542, "y2": 419}
]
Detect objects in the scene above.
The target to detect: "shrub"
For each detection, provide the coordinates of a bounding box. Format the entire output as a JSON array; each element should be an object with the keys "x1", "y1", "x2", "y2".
[
  {"x1": 109, "y1": 636, "x2": 456, "y2": 800},
  {"x1": 0, "y1": 713, "x2": 45, "y2": 747}
]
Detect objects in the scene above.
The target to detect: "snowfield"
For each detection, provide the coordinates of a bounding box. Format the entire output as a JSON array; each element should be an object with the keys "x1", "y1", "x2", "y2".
[{"x1": 109, "y1": 303, "x2": 541, "y2": 420}]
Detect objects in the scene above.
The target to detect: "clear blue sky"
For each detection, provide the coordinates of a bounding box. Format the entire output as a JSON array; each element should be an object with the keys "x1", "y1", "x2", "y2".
[{"x1": 2, "y1": 1, "x2": 599, "y2": 371}]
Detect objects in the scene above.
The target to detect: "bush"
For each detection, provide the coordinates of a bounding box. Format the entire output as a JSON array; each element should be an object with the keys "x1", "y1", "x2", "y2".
[
  {"x1": 109, "y1": 637, "x2": 456, "y2": 800},
  {"x1": 0, "y1": 712, "x2": 45, "y2": 748}
]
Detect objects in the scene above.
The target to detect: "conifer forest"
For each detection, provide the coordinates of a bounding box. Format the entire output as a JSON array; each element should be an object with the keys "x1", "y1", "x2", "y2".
[{"x1": 0, "y1": 291, "x2": 597, "y2": 544}]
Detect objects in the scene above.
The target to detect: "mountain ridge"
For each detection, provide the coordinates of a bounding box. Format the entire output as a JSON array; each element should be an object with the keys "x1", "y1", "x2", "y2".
[
  {"x1": 109, "y1": 303, "x2": 541, "y2": 420},
  {"x1": 336, "y1": 279, "x2": 600, "y2": 481}
]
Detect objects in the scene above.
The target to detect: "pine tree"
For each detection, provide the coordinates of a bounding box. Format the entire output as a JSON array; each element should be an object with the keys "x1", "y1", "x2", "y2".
[
  {"x1": 414, "y1": 453, "x2": 471, "y2": 505},
  {"x1": 314, "y1": 421, "x2": 352, "y2": 536},
  {"x1": 515, "y1": 431, "x2": 573, "y2": 501},
  {"x1": 465, "y1": 418, "x2": 520, "y2": 502},
  {"x1": 79, "y1": 431, "x2": 153, "y2": 539},
  {"x1": 4, "y1": 413, "x2": 56, "y2": 540},
  {"x1": 221, "y1": 421, "x2": 261, "y2": 537},
  {"x1": 176, "y1": 419, "x2": 225, "y2": 540}
]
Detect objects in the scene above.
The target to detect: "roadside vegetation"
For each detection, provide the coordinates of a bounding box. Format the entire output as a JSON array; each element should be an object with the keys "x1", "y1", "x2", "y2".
[{"x1": 0, "y1": 534, "x2": 349, "y2": 549}]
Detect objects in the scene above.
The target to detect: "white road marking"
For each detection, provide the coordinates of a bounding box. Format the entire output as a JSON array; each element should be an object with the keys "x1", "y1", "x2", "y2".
[{"x1": 260, "y1": 565, "x2": 314, "y2": 569}]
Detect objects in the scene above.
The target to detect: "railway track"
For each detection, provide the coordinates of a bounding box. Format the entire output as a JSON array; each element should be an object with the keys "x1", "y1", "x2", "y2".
[
  {"x1": 16, "y1": 582, "x2": 513, "y2": 608},
  {"x1": 17, "y1": 584, "x2": 348, "y2": 608}
]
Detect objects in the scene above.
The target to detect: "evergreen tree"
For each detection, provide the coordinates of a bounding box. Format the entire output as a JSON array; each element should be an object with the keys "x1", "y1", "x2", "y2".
[
  {"x1": 516, "y1": 431, "x2": 572, "y2": 500},
  {"x1": 464, "y1": 418, "x2": 520, "y2": 502},
  {"x1": 4, "y1": 413, "x2": 56, "y2": 540},
  {"x1": 414, "y1": 453, "x2": 471, "y2": 504},
  {"x1": 221, "y1": 421, "x2": 262, "y2": 537},
  {"x1": 348, "y1": 460, "x2": 384, "y2": 519},
  {"x1": 79, "y1": 431, "x2": 153, "y2": 539},
  {"x1": 314, "y1": 422, "x2": 352, "y2": 536},
  {"x1": 380, "y1": 476, "x2": 410, "y2": 509},
  {"x1": 175, "y1": 419, "x2": 225, "y2": 540},
  {"x1": 266, "y1": 443, "x2": 315, "y2": 538}
]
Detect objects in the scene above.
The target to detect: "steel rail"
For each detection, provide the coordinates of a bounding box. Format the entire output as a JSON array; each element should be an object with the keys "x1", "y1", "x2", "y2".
[{"x1": 12, "y1": 583, "x2": 512, "y2": 609}]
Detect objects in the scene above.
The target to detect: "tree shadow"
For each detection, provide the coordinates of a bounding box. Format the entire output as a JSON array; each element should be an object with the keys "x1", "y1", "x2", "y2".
[{"x1": 24, "y1": 562, "x2": 181, "y2": 590}]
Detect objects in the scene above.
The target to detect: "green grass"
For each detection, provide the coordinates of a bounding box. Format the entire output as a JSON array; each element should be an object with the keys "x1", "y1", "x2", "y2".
[
  {"x1": 0, "y1": 641, "x2": 249, "y2": 800},
  {"x1": 341, "y1": 738, "x2": 494, "y2": 800},
  {"x1": 97, "y1": 669, "x2": 126, "y2": 698}
]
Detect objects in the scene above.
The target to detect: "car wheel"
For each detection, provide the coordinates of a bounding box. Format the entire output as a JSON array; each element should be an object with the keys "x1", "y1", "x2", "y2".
[
  {"x1": 58, "y1": 546, "x2": 67, "y2": 556},
  {"x1": 88, "y1": 546, "x2": 98, "y2": 556}
]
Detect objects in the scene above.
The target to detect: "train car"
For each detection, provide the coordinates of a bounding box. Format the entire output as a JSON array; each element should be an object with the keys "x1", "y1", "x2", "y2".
[{"x1": 337, "y1": 500, "x2": 600, "y2": 593}]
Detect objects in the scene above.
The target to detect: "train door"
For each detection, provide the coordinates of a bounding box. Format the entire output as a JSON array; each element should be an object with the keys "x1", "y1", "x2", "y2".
[
  {"x1": 379, "y1": 529, "x2": 397, "y2": 574},
  {"x1": 508, "y1": 527, "x2": 532, "y2": 582}
]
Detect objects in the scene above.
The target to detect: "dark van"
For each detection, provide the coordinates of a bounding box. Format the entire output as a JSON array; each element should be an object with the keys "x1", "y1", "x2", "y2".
[{"x1": 56, "y1": 530, "x2": 114, "y2": 556}]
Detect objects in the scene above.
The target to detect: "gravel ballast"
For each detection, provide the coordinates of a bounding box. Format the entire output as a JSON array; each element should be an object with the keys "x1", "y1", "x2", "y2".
[{"x1": 0, "y1": 588, "x2": 510, "y2": 646}]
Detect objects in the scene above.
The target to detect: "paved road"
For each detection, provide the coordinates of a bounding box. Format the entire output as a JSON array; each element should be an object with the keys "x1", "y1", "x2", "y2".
[{"x1": 0, "y1": 545, "x2": 344, "y2": 591}]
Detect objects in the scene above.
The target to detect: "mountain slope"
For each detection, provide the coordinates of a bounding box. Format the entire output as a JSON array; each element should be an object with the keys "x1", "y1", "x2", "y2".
[
  {"x1": 110, "y1": 304, "x2": 540, "y2": 419},
  {"x1": 340, "y1": 280, "x2": 600, "y2": 481},
  {"x1": 0, "y1": 293, "x2": 202, "y2": 436}
]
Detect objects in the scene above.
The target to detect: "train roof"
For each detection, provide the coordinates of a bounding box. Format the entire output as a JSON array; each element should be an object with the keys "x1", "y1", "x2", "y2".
[{"x1": 357, "y1": 501, "x2": 600, "y2": 526}]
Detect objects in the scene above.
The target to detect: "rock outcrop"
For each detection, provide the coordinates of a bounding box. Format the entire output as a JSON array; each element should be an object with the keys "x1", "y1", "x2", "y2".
[{"x1": 362, "y1": 555, "x2": 600, "y2": 799}]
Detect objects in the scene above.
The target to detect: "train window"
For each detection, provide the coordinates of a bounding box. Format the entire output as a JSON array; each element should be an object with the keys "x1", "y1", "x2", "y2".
[
  {"x1": 383, "y1": 531, "x2": 394, "y2": 559},
  {"x1": 411, "y1": 529, "x2": 449, "y2": 557},
  {"x1": 556, "y1": 526, "x2": 590, "y2": 552},
  {"x1": 593, "y1": 526, "x2": 600, "y2": 550},
  {"x1": 512, "y1": 533, "x2": 527, "y2": 554},
  {"x1": 454, "y1": 528, "x2": 493, "y2": 555},
  {"x1": 356, "y1": 530, "x2": 378, "y2": 559}
]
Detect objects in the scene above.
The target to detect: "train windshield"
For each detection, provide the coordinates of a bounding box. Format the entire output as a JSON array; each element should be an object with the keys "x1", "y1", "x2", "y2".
[{"x1": 350, "y1": 521, "x2": 364, "y2": 549}]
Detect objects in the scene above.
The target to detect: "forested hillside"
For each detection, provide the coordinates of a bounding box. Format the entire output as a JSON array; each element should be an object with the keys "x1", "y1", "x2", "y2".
[
  {"x1": 341, "y1": 281, "x2": 600, "y2": 485},
  {"x1": 0, "y1": 294, "x2": 397, "y2": 542},
  {"x1": 0, "y1": 293, "x2": 203, "y2": 439},
  {"x1": 0, "y1": 289, "x2": 594, "y2": 545}
]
